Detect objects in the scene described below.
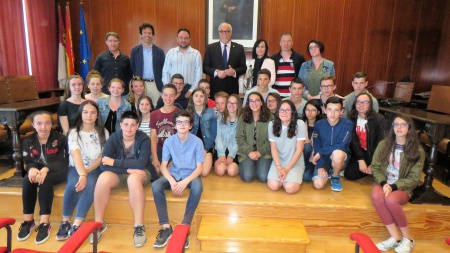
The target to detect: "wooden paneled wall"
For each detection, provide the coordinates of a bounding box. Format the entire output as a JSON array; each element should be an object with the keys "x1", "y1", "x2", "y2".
[{"x1": 61, "y1": 0, "x2": 449, "y2": 95}]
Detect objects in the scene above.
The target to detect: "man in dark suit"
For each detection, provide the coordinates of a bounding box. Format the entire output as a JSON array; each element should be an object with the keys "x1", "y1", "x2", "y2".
[
  {"x1": 130, "y1": 23, "x2": 165, "y2": 107},
  {"x1": 203, "y1": 22, "x2": 246, "y2": 98}
]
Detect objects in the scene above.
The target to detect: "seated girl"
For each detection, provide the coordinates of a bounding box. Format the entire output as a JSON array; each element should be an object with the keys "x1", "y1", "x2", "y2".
[
  {"x1": 85, "y1": 70, "x2": 108, "y2": 103},
  {"x1": 97, "y1": 78, "x2": 131, "y2": 134},
  {"x1": 266, "y1": 92, "x2": 282, "y2": 115},
  {"x1": 137, "y1": 95, "x2": 154, "y2": 137},
  {"x1": 236, "y1": 92, "x2": 273, "y2": 183},
  {"x1": 128, "y1": 76, "x2": 147, "y2": 112},
  {"x1": 267, "y1": 100, "x2": 307, "y2": 194},
  {"x1": 301, "y1": 99, "x2": 323, "y2": 182},
  {"x1": 58, "y1": 75, "x2": 85, "y2": 135},
  {"x1": 56, "y1": 101, "x2": 109, "y2": 241},
  {"x1": 345, "y1": 93, "x2": 386, "y2": 180},
  {"x1": 371, "y1": 115, "x2": 425, "y2": 253},
  {"x1": 17, "y1": 111, "x2": 68, "y2": 244},
  {"x1": 215, "y1": 94, "x2": 242, "y2": 177},
  {"x1": 187, "y1": 88, "x2": 217, "y2": 176}
]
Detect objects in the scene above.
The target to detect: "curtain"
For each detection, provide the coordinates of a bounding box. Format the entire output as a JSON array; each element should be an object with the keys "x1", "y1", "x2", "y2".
[
  {"x1": 25, "y1": 0, "x2": 57, "y2": 91},
  {"x1": 0, "y1": 0, "x2": 28, "y2": 76}
]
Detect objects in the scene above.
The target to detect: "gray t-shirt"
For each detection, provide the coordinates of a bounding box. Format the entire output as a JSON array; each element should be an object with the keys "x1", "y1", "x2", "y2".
[{"x1": 268, "y1": 119, "x2": 307, "y2": 167}]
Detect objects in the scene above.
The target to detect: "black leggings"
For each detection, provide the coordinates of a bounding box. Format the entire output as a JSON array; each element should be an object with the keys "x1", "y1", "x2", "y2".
[
  {"x1": 22, "y1": 170, "x2": 67, "y2": 215},
  {"x1": 344, "y1": 150, "x2": 371, "y2": 181}
]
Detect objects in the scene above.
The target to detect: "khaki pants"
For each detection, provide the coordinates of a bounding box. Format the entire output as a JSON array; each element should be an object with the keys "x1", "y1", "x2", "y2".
[{"x1": 145, "y1": 81, "x2": 161, "y2": 107}]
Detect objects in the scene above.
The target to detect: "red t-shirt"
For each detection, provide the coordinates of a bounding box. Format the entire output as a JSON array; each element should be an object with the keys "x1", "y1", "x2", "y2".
[
  {"x1": 150, "y1": 107, "x2": 180, "y2": 150},
  {"x1": 207, "y1": 98, "x2": 216, "y2": 109}
]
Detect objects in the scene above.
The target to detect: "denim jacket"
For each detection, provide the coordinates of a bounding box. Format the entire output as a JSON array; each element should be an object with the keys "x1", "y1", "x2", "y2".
[
  {"x1": 190, "y1": 108, "x2": 217, "y2": 151},
  {"x1": 299, "y1": 58, "x2": 335, "y2": 97},
  {"x1": 97, "y1": 97, "x2": 132, "y2": 133},
  {"x1": 215, "y1": 118, "x2": 239, "y2": 158}
]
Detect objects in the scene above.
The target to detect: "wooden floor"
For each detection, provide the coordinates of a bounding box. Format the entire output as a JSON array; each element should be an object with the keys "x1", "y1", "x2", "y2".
[{"x1": 0, "y1": 167, "x2": 449, "y2": 253}]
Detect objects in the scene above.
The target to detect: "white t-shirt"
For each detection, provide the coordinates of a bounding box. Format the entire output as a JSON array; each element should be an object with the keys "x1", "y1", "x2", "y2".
[{"x1": 68, "y1": 129, "x2": 109, "y2": 167}]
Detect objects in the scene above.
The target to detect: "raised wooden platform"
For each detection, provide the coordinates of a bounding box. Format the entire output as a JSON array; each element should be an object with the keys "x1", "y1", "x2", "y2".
[
  {"x1": 0, "y1": 169, "x2": 449, "y2": 252},
  {"x1": 198, "y1": 216, "x2": 310, "y2": 253}
]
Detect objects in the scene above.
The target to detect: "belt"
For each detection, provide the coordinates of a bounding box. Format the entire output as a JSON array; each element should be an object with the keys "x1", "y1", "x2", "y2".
[{"x1": 143, "y1": 79, "x2": 155, "y2": 82}]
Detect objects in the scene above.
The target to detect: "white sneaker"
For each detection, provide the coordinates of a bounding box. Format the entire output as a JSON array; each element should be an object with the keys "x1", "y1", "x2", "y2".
[
  {"x1": 395, "y1": 238, "x2": 414, "y2": 253},
  {"x1": 376, "y1": 237, "x2": 400, "y2": 251}
]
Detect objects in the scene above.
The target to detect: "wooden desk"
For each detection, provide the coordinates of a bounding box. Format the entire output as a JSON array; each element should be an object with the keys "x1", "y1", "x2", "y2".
[
  {"x1": 379, "y1": 106, "x2": 450, "y2": 205},
  {"x1": 0, "y1": 97, "x2": 61, "y2": 187}
]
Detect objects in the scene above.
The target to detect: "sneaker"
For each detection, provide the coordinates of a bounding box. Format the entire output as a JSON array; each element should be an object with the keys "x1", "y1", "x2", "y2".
[
  {"x1": 56, "y1": 221, "x2": 71, "y2": 241},
  {"x1": 185, "y1": 236, "x2": 190, "y2": 249},
  {"x1": 376, "y1": 237, "x2": 400, "y2": 251},
  {"x1": 35, "y1": 223, "x2": 51, "y2": 245},
  {"x1": 17, "y1": 220, "x2": 35, "y2": 241},
  {"x1": 153, "y1": 226, "x2": 173, "y2": 248},
  {"x1": 395, "y1": 238, "x2": 414, "y2": 253},
  {"x1": 331, "y1": 176, "x2": 343, "y2": 191},
  {"x1": 89, "y1": 221, "x2": 107, "y2": 244},
  {"x1": 68, "y1": 224, "x2": 79, "y2": 237},
  {"x1": 133, "y1": 225, "x2": 147, "y2": 247}
]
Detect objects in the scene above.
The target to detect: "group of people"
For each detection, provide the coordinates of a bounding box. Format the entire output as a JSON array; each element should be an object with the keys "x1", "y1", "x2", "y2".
[{"x1": 16, "y1": 21, "x2": 424, "y2": 253}]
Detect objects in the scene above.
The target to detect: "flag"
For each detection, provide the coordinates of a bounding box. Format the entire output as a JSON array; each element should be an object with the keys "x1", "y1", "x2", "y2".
[
  {"x1": 65, "y1": 3, "x2": 75, "y2": 75},
  {"x1": 79, "y1": 5, "x2": 91, "y2": 80},
  {"x1": 57, "y1": 5, "x2": 67, "y2": 82}
]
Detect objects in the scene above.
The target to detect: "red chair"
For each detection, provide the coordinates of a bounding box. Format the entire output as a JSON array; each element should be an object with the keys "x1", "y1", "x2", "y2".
[
  {"x1": 166, "y1": 225, "x2": 190, "y2": 253},
  {"x1": 0, "y1": 218, "x2": 15, "y2": 253},
  {"x1": 11, "y1": 221, "x2": 108, "y2": 253},
  {"x1": 349, "y1": 233, "x2": 381, "y2": 253},
  {"x1": 446, "y1": 238, "x2": 450, "y2": 245}
]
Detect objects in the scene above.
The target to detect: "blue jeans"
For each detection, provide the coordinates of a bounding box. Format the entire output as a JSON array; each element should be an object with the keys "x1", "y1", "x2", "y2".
[
  {"x1": 302, "y1": 143, "x2": 314, "y2": 182},
  {"x1": 239, "y1": 157, "x2": 272, "y2": 183},
  {"x1": 62, "y1": 166, "x2": 101, "y2": 220},
  {"x1": 152, "y1": 176, "x2": 203, "y2": 225}
]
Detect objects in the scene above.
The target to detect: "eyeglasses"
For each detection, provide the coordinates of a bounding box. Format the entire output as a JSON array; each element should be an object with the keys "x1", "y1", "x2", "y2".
[
  {"x1": 392, "y1": 122, "x2": 409, "y2": 128},
  {"x1": 219, "y1": 30, "x2": 231, "y2": 34},
  {"x1": 266, "y1": 99, "x2": 277, "y2": 104},
  {"x1": 355, "y1": 100, "x2": 370, "y2": 105},
  {"x1": 227, "y1": 101, "x2": 238, "y2": 106},
  {"x1": 132, "y1": 76, "x2": 143, "y2": 81},
  {"x1": 308, "y1": 45, "x2": 319, "y2": 50},
  {"x1": 249, "y1": 99, "x2": 261, "y2": 104},
  {"x1": 305, "y1": 109, "x2": 318, "y2": 113},
  {"x1": 279, "y1": 109, "x2": 292, "y2": 113},
  {"x1": 176, "y1": 120, "x2": 190, "y2": 125},
  {"x1": 320, "y1": 84, "x2": 335, "y2": 89},
  {"x1": 199, "y1": 86, "x2": 210, "y2": 90}
]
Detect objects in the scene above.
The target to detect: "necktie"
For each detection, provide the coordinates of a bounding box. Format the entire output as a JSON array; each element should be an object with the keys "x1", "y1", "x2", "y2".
[{"x1": 223, "y1": 44, "x2": 228, "y2": 68}]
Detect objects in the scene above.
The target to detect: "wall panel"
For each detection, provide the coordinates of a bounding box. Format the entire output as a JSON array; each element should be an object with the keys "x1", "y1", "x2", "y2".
[
  {"x1": 337, "y1": 0, "x2": 370, "y2": 93},
  {"x1": 434, "y1": 0, "x2": 450, "y2": 86}
]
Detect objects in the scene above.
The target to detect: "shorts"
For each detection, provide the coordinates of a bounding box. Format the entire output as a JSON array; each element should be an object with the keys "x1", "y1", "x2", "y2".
[{"x1": 117, "y1": 169, "x2": 151, "y2": 188}]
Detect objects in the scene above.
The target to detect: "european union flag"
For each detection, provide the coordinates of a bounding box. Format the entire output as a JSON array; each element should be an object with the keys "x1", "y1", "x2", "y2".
[{"x1": 80, "y1": 5, "x2": 91, "y2": 80}]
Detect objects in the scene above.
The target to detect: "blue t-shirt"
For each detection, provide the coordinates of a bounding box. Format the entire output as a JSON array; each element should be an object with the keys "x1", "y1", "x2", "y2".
[{"x1": 162, "y1": 133, "x2": 205, "y2": 180}]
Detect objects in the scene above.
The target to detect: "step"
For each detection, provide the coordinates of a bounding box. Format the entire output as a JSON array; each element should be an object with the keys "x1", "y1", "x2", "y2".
[{"x1": 197, "y1": 216, "x2": 310, "y2": 253}]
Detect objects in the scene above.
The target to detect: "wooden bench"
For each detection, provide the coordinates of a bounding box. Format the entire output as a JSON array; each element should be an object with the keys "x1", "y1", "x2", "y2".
[{"x1": 197, "y1": 216, "x2": 310, "y2": 253}]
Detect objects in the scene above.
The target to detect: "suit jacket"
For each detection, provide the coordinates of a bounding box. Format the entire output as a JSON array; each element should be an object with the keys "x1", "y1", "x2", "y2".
[
  {"x1": 203, "y1": 41, "x2": 246, "y2": 96},
  {"x1": 130, "y1": 44, "x2": 165, "y2": 92}
]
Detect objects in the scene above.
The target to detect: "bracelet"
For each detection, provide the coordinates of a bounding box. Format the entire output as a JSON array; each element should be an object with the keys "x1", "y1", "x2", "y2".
[
  {"x1": 276, "y1": 164, "x2": 281, "y2": 167},
  {"x1": 79, "y1": 175, "x2": 87, "y2": 177}
]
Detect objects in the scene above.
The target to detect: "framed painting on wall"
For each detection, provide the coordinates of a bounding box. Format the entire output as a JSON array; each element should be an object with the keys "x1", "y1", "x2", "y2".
[{"x1": 206, "y1": 0, "x2": 260, "y2": 48}]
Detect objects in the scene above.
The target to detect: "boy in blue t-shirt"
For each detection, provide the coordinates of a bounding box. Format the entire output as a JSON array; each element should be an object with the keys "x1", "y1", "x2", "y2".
[{"x1": 152, "y1": 110, "x2": 204, "y2": 249}]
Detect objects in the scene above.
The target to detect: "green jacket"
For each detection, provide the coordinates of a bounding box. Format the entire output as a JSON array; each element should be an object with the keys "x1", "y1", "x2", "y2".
[
  {"x1": 371, "y1": 140, "x2": 425, "y2": 197},
  {"x1": 235, "y1": 115, "x2": 273, "y2": 162}
]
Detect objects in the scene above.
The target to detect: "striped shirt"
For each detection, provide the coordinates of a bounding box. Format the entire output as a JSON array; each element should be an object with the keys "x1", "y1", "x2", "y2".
[
  {"x1": 273, "y1": 58, "x2": 295, "y2": 97},
  {"x1": 162, "y1": 46, "x2": 202, "y2": 91}
]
